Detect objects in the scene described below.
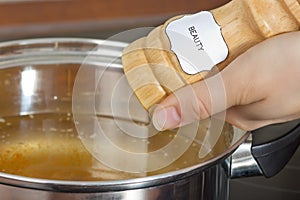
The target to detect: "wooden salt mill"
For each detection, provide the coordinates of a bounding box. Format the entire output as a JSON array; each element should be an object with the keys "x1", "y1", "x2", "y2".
[{"x1": 122, "y1": 0, "x2": 300, "y2": 111}]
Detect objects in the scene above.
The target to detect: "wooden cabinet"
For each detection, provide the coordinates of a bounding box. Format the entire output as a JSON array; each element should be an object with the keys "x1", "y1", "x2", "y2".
[{"x1": 0, "y1": 0, "x2": 229, "y2": 40}]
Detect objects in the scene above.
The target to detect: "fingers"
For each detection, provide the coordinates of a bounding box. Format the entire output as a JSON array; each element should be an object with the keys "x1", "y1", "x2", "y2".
[
  {"x1": 151, "y1": 43, "x2": 263, "y2": 131},
  {"x1": 152, "y1": 73, "x2": 228, "y2": 131}
]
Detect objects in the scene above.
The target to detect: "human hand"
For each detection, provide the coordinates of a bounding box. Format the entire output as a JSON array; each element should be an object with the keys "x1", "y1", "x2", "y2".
[{"x1": 152, "y1": 31, "x2": 300, "y2": 131}]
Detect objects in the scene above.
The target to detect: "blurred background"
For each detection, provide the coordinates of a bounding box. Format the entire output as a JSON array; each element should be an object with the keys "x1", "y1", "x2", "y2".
[
  {"x1": 0, "y1": 0, "x2": 299, "y2": 199},
  {"x1": 0, "y1": 0, "x2": 229, "y2": 41}
]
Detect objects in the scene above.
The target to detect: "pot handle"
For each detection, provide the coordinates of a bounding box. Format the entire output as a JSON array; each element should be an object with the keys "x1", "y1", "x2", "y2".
[{"x1": 250, "y1": 118, "x2": 300, "y2": 178}]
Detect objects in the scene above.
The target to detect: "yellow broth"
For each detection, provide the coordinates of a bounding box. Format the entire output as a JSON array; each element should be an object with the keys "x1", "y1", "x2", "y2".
[{"x1": 0, "y1": 113, "x2": 233, "y2": 181}]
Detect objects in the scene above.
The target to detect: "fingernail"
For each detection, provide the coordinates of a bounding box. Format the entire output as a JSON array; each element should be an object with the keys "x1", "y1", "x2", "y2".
[{"x1": 152, "y1": 106, "x2": 180, "y2": 131}]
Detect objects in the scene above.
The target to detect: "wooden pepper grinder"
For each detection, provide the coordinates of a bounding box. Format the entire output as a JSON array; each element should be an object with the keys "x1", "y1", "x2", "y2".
[{"x1": 122, "y1": 0, "x2": 300, "y2": 110}]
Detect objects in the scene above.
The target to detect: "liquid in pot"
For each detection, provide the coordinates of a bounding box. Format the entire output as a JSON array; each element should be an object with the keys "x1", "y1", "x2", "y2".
[
  {"x1": 0, "y1": 113, "x2": 233, "y2": 181},
  {"x1": 0, "y1": 64, "x2": 233, "y2": 181}
]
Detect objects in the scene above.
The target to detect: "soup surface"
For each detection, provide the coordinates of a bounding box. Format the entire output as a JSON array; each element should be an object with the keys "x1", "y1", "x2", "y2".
[
  {"x1": 0, "y1": 113, "x2": 233, "y2": 181},
  {"x1": 0, "y1": 64, "x2": 234, "y2": 181}
]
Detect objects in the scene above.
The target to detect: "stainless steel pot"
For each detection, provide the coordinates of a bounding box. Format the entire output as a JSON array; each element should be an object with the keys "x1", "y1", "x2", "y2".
[{"x1": 0, "y1": 38, "x2": 299, "y2": 200}]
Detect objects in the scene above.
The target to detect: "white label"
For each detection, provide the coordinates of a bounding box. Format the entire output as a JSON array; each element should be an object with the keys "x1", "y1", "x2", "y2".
[{"x1": 165, "y1": 11, "x2": 228, "y2": 75}]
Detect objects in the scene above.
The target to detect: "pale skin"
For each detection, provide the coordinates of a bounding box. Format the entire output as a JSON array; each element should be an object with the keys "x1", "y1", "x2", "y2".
[{"x1": 152, "y1": 31, "x2": 300, "y2": 131}]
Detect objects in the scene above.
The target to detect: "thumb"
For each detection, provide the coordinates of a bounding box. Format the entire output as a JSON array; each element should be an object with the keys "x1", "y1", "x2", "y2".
[{"x1": 151, "y1": 72, "x2": 230, "y2": 131}]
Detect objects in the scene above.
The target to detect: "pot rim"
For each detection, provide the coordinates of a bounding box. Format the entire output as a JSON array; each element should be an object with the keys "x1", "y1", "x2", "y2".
[
  {"x1": 0, "y1": 37, "x2": 128, "y2": 48},
  {"x1": 0, "y1": 37, "x2": 249, "y2": 192}
]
